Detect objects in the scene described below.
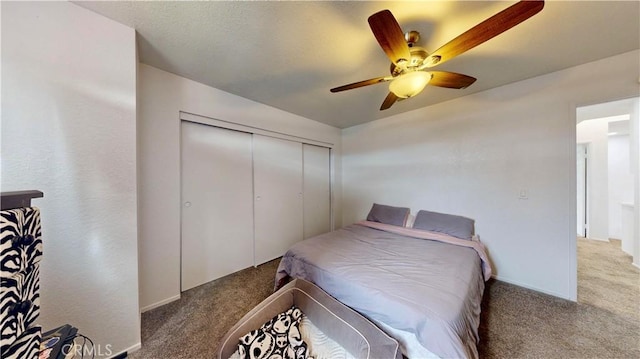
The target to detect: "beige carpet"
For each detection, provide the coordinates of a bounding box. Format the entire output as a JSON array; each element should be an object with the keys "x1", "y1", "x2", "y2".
[
  {"x1": 130, "y1": 238, "x2": 639, "y2": 358},
  {"x1": 577, "y1": 238, "x2": 639, "y2": 322}
]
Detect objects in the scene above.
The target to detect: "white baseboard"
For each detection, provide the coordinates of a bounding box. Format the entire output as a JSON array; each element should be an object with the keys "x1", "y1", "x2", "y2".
[
  {"x1": 633, "y1": 262, "x2": 640, "y2": 270},
  {"x1": 140, "y1": 294, "x2": 180, "y2": 313},
  {"x1": 110, "y1": 342, "x2": 141, "y2": 358},
  {"x1": 584, "y1": 237, "x2": 609, "y2": 242},
  {"x1": 491, "y1": 275, "x2": 574, "y2": 302}
]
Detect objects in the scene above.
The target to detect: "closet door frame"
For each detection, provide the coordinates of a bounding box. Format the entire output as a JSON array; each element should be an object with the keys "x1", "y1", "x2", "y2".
[{"x1": 181, "y1": 112, "x2": 332, "y2": 149}]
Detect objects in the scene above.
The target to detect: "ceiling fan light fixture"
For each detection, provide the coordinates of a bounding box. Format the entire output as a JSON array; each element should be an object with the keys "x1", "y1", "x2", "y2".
[
  {"x1": 333, "y1": 1, "x2": 544, "y2": 110},
  {"x1": 389, "y1": 71, "x2": 431, "y2": 98}
]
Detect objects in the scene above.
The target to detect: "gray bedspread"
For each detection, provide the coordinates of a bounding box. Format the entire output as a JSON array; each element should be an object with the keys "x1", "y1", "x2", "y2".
[{"x1": 275, "y1": 224, "x2": 485, "y2": 359}]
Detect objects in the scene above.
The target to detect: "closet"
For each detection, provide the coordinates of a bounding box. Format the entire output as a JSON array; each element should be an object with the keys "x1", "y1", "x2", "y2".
[
  {"x1": 302, "y1": 144, "x2": 331, "y2": 239},
  {"x1": 181, "y1": 123, "x2": 254, "y2": 291},
  {"x1": 180, "y1": 119, "x2": 331, "y2": 291},
  {"x1": 253, "y1": 135, "x2": 304, "y2": 265}
]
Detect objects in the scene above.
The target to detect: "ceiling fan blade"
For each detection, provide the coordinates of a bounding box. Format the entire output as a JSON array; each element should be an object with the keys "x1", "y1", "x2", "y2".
[
  {"x1": 426, "y1": 0, "x2": 545, "y2": 67},
  {"x1": 429, "y1": 71, "x2": 477, "y2": 89},
  {"x1": 330, "y1": 76, "x2": 390, "y2": 93},
  {"x1": 368, "y1": 10, "x2": 411, "y2": 66},
  {"x1": 380, "y1": 92, "x2": 399, "y2": 111}
]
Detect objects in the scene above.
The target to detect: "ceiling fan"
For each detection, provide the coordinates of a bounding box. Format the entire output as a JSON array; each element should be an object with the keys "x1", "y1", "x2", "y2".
[{"x1": 330, "y1": 0, "x2": 545, "y2": 110}]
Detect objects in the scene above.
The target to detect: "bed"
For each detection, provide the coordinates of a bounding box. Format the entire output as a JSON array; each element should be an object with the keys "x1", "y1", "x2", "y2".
[{"x1": 274, "y1": 204, "x2": 492, "y2": 359}]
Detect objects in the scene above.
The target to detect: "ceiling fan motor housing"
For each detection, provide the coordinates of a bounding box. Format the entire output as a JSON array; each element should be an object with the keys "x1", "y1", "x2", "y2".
[{"x1": 390, "y1": 45, "x2": 429, "y2": 77}]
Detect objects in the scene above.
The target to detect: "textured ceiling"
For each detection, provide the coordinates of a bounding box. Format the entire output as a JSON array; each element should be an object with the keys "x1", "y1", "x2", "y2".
[{"x1": 74, "y1": 1, "x2": 640, "y2": 129}]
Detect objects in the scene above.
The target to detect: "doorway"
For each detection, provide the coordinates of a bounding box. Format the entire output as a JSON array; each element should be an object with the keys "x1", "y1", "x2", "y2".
[
  {"x1": 575, "y1": 97, "x2": 639, "y2": 312},
  {"x1": 576, "y1": 100, "x2": 635, "y2": 243}
]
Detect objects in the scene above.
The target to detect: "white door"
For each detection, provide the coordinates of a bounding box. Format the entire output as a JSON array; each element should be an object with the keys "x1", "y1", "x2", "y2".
[
  {"x1": 303, "y1": 144, "x2": 331, "y2": 239},
  {"x1": 181, "y1": 122, "x2": 254, "y2": 291},
  {"x1": 253, "y1": 135, "x2": 303, "y2": 265},
  {"x1": 577, "y1": 144, "x2": 587, "y2": 237}
]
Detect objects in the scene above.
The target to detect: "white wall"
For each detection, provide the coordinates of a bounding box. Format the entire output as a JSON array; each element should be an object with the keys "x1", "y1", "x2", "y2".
[
  {"x1": 576, "y1": 117, "x2": 611, "y2": 241},
  {"x1": 341, "y1": 50, "x2": 640, "y2": 300},
  {"x1": 138, "y1": 64, "x2": 342, "y2": 311},
  {"x1": 1, "y1": 2, "x2": 139, "y2": 357},
  {"x1": 608, "y1": 133, "x2": 633, "y2": 240}
]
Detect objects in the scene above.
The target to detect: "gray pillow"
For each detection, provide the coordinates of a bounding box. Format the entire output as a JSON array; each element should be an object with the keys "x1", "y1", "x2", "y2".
[
  {"x1": 366, "y1": 203, "x2": 410, "y2": 227},
  {"x1": 413, "y1": 210, "x2": 474, "y2": 240}
]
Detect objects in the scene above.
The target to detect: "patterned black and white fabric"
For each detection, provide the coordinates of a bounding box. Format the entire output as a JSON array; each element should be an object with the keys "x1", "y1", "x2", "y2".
[
  {"x1": 1, "y1": 207, "x2": 42, "y2": 276},
  {"x1": 236, "y1": 306, "x2": 310, "y2": 359},
  {"x1": 1, "y1": 207, "x2": 42, "y2": 359}
]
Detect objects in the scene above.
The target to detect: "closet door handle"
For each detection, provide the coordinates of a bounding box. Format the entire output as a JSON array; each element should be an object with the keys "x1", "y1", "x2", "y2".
[
  {"x1": 184, "y1": 202, "x2": 191, "y2": 208},
  {"x1": 256, "y1": 196, "x2": 261, "y2": 201}
]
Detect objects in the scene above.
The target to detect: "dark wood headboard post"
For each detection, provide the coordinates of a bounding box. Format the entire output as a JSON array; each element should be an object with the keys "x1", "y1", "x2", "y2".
[{"x1": 1, "y1": 190, "x2": 44, "y2": 210}]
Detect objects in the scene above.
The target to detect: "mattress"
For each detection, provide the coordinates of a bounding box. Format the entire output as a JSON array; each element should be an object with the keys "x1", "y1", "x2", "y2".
[{"x1": 275, "y1": 222, "x2": 489, "y2": 359}]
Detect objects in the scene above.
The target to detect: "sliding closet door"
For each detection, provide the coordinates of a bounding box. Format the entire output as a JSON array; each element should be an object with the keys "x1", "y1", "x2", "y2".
[
  {"x1": 181, "y1": 122, "x2": 254, "y2": 291},
  {"x1": 303, "y1": 144, "x2": 331, "y2": 239},
  {"x1": 253, "y1": 135, "x2": 303, "y2": 265}
]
